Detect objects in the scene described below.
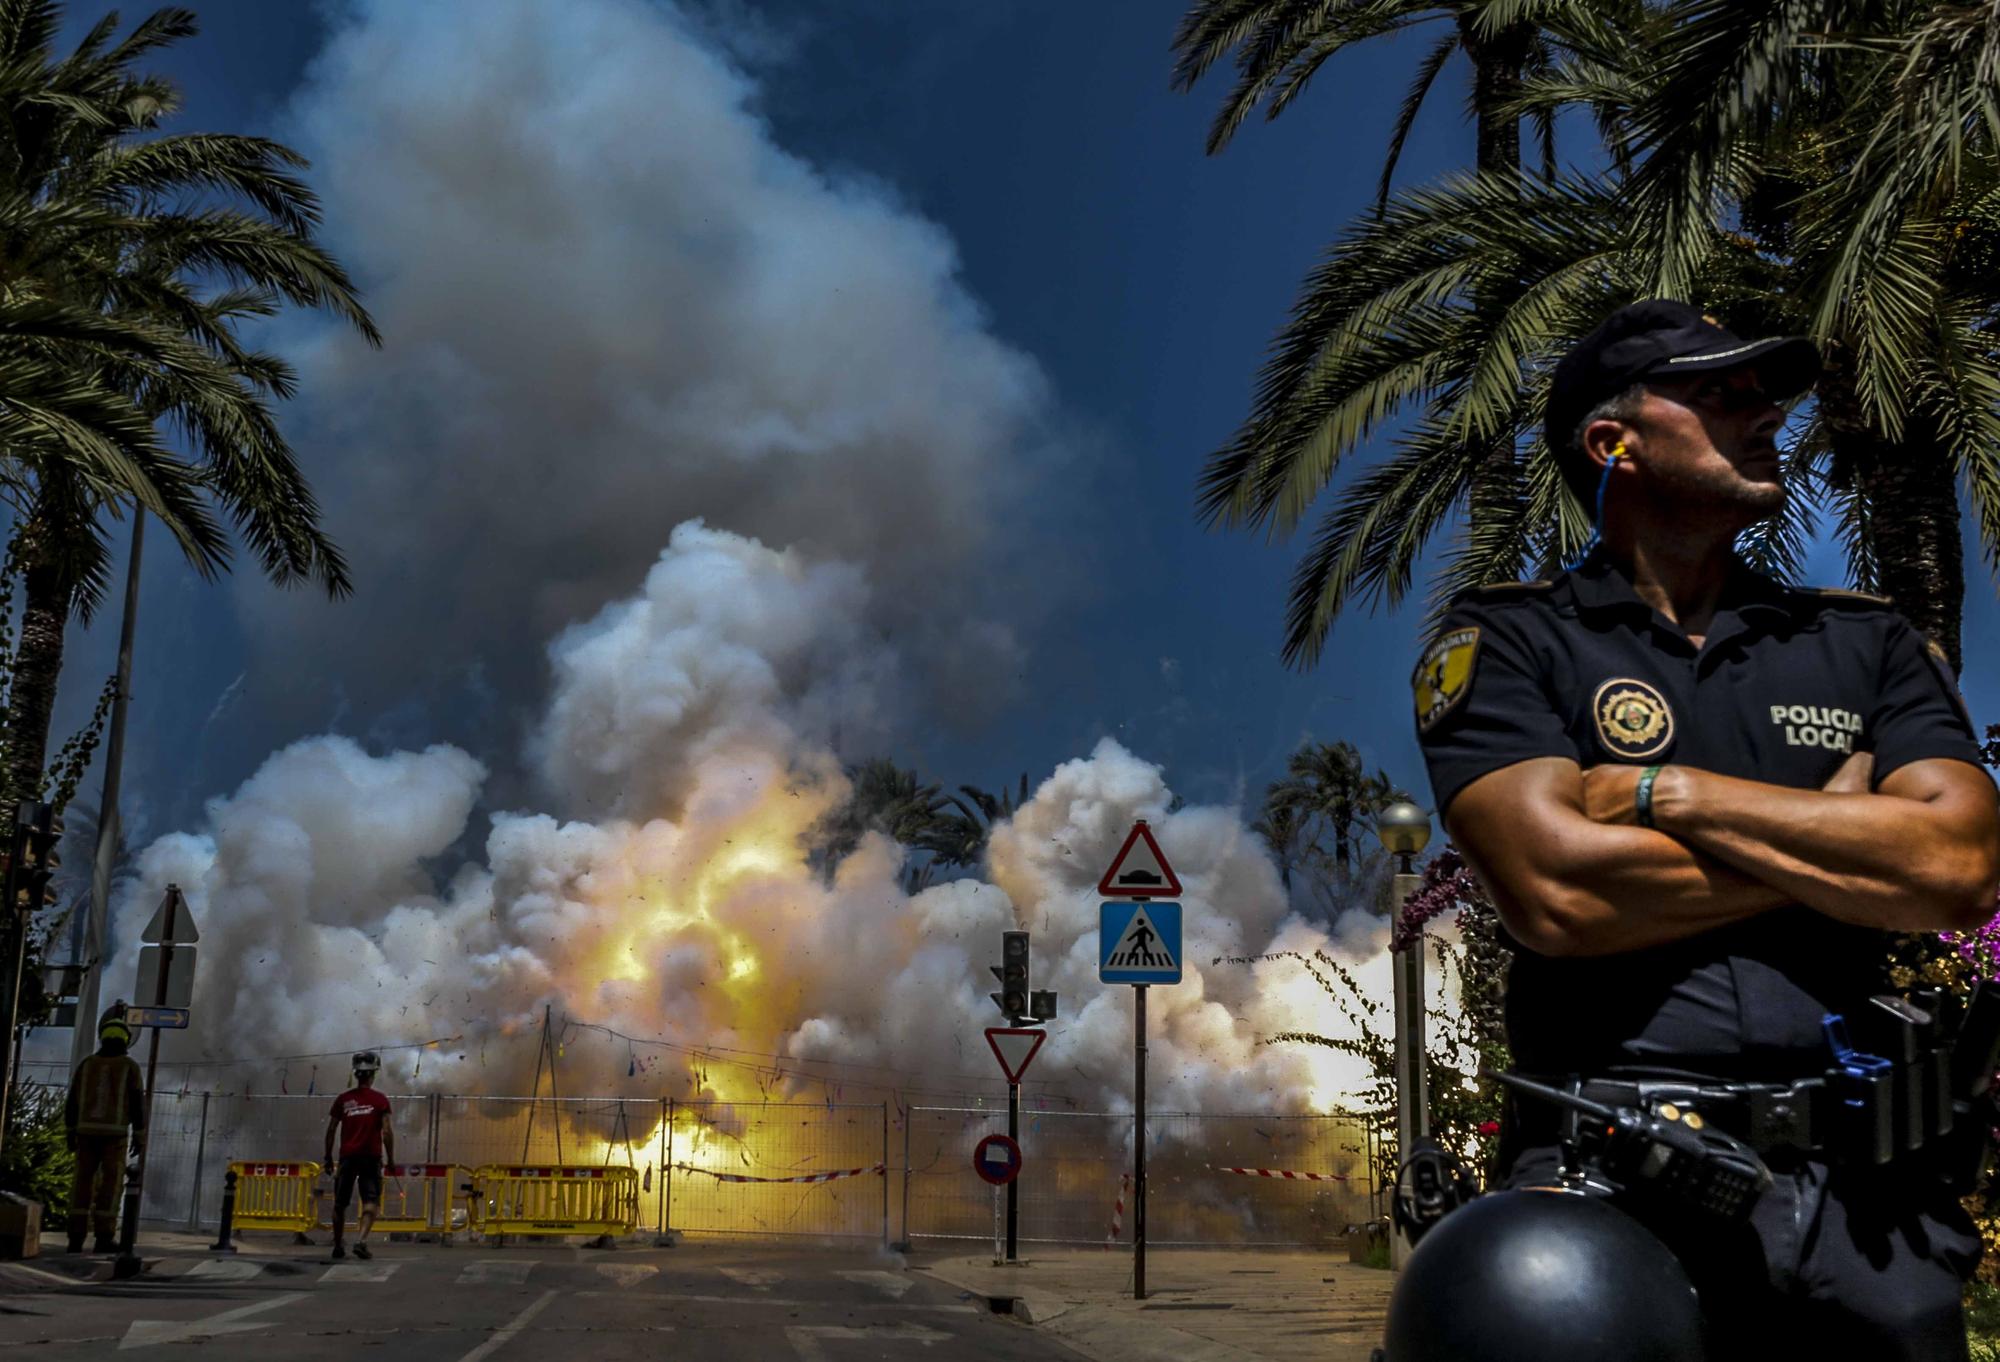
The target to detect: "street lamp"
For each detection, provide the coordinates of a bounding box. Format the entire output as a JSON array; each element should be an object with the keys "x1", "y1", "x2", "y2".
[
  {"x1": 1375, "y1": 801, "x2": 1432, "y2": 1269},
  {"x1": 1375, "y1": 801, "x2": 1432, "y2": 870}
]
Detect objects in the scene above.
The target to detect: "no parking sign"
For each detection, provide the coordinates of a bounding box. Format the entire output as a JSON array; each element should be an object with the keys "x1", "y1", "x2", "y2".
[{"x1": 972, "y1": 1133, "x2": 1022, "y2": 1186}]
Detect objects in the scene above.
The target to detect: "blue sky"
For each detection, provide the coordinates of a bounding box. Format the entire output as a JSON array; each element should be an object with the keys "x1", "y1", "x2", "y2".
[{"x1": 48, "y1": 0, "x2": 2000, "y2": 851}]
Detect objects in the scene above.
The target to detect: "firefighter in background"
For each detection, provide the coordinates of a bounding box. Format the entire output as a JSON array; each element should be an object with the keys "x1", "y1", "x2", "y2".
[{"x1": 63, "y1": 1005, "x2": 146, "y2": 1254}]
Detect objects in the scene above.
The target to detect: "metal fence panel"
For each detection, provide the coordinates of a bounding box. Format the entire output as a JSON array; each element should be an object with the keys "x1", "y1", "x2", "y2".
[
  {"x1": 6, "y1": 1062, "x2": 1373, "y2": 1248},
  {"x1": 903, "y1": 1106, "x2": 1379, "y2": 1247},
  {"x1": 667, "y1": 1101, "x2": 887, "y2": 1242}
]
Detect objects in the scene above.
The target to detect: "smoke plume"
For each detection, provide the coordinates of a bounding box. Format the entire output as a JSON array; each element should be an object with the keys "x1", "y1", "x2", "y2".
[
  {"x1": 231, "y1": 0, "x2": 1064, "y2": 767},
  {"x1": 117, "y1": 525, "x2": 1386, "y2": 1113}
]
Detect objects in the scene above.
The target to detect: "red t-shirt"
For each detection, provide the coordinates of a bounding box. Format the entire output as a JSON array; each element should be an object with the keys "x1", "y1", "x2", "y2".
[{"x1": 330, "y1": 1088, "x2": 392, "y2": 1159}]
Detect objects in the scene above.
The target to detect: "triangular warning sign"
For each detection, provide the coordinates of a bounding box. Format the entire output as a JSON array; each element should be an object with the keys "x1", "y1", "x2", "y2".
[
  {"x1": 985, "y1": 1027, "x2": 1046, "y2": 1085},
  {"x1": 1098, "y1": 820, "x2": 1181, "y2": 898},
  {"x1": 1104, "y1": 905, "x2": 1178, "y2": 973}
]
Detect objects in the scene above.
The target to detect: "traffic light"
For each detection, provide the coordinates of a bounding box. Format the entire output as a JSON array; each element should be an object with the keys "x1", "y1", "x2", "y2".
[
  {"x1": 8, "y1": 800, "x2": 60, "y2": 915},
  {"x1": 989, "y1": 929, "x2": 1030, "y2": 1022}
]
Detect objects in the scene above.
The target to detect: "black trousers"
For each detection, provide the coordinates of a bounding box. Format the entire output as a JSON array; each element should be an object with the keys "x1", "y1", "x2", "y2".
[{"x1": 1511, "y1": 1146, "x2": 1981, "y2": 1361}]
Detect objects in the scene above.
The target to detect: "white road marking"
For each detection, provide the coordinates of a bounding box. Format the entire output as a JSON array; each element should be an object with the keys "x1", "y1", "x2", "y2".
[
  {"x1": 321, "y1": 1261, "x2": 400, "y2": 1283},
  {"x1": 592, "y1": 1263, "x2": 658, "y2": 1288},
  {"x1": 836, "y1": 1269, "x2": 912, "y2": 1299},
  {"x1": 457, "y1": 1260, "x2": 534, "y2": 1286},
  {"x1": 183, "y1": 1258, "x2": 266, "y2": 1281},
  {"x1": 454, "y1": 1288, "x2": 557, "y2": 1362},
  {"x1": 119, "y1": 1292, "x2": 305, "y2": 1351},
  {"x1": 719, "y1": 1266, "x2": 783, "y2": 1289},
  {"x1": 787, "y1": 1323, "x2": 950, "y2": 1361},
  {"x1": 575, "y1": 1291, "x2": 972, "y2": 1312}
]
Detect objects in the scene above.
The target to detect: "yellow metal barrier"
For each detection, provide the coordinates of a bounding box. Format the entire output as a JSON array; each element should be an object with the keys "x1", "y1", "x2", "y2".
[
  {"x1": 319, "y1": 1163, "x2": 468, "y2": 1239},
  {"x1": 229, "y1": 1161, "x2": 323, "y2": 1235},
  {"x1": 471, "y1": 1165, "x2": 639, "y2": 1238}
]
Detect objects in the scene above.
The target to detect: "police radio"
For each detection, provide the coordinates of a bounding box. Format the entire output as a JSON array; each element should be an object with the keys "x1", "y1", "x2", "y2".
[{"x1": 1493, "y1": 1071, "x2": 1774, "y2": 1222}]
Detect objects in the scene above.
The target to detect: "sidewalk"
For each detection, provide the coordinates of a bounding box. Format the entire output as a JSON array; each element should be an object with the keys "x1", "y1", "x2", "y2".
[{"x1": 916, "y1": 1248, "x2": 1391, "y2": 1362}]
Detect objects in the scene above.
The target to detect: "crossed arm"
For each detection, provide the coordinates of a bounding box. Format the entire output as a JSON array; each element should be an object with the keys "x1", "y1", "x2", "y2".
[{"x1": 1446, "y1": 754, "x2": 2000, "y2": 958}]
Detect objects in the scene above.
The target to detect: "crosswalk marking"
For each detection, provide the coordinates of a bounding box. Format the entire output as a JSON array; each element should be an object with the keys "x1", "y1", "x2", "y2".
[
  {"x1": 593, "y1": 1263, "x2": 658, "y2": 1288},
  {"x1": 121, "y1": 1293, "x2": 305, "y2": 1350},
  {"x1": 836, "y1": 1270, "x2": 912, "y2": 1300},
  {"x1": 321, "y1": 1261, "x2": 399, "y2": 1284},
  {"x1": 456, "y1": 1260, "x2": 534, "y2": 1286},
  {"x1": 786, "y1": 1323, "x2": 950, "y2": 1361},
  {"x1": 719, "y1": 1266, "x2": 783, "y2": 1290},
  {"x1": 183, "y1": 1258, "x2": 266, "y2": 1281}
]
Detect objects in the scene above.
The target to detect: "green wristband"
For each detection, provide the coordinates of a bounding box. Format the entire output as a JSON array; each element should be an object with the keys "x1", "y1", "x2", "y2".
[{"x1": 1635, "y1": 764, "x2": 1664, "y2": 829}]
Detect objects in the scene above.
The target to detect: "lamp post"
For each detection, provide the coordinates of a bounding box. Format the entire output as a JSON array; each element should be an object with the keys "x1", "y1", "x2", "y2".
[{"x1": 1375, "y1": 800, "x2": 1431, "y2": 1269}]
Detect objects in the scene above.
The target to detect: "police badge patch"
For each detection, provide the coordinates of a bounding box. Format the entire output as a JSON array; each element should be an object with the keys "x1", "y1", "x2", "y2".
[
  {"x1": 1592, "y1": 677, "x2": 1675, "y2": 759},
  {"x1": 1413, "y1": 627, "x2": 1480, "y2": 733}
]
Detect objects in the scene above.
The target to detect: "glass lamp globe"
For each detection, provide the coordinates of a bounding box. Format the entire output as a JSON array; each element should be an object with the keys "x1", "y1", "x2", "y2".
[{"x1": 1374, "y1": 801, "x2": 1433, "y2": 857}]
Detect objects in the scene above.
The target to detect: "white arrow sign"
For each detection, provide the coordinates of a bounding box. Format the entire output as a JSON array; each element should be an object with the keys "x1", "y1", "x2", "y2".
[
  {"x1": 984, "y1": 1027, "x2": 1046, "y2": 1085},
  {"x1": 120, "y1": 1292, "x2": 302, "y2": 1350}
]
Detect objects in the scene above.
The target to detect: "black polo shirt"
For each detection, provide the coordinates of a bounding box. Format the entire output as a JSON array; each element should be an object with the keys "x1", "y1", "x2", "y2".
[{"x1": 1414, "y1": 551, "x2": 1985, "y2": 1077}]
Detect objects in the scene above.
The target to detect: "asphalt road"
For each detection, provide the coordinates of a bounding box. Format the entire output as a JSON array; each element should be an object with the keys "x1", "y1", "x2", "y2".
[{"x1": 0, "y1": 1239, "x2": 1079, "y2": 1360}]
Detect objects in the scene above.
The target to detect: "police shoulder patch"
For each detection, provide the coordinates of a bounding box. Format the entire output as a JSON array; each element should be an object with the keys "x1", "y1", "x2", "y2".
[
  {"x1": 1592, "y1": 677, "x2": 1676, "y2": 760},
  {"x1": 1413, "y1": 627, "x2": 1481, "y2": 734}
]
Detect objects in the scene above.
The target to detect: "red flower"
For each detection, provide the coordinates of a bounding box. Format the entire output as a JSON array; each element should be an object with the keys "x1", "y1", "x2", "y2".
[{"x1": 1477, "y1": 1120, "x2": 1500, "y2": 1136}]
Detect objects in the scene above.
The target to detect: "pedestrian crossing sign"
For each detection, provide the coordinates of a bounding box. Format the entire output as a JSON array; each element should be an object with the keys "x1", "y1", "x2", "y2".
[{"x1": 1099, "y1": 902, "x2": 1182, "y2": 985}]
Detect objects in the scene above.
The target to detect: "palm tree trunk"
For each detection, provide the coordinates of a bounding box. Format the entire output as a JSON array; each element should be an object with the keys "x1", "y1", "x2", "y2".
[
  {"x1": 1460, "y1": 19, "x2": 1531, "y2": 577},
  {"x1": 1818, "y1": 356, "x2": 1965, "y2": 672},
  {"x1": 6, "y1": 523, "x2": 70, "y2": 821},
  {"x1": 1462, "y1": 20, "x2": 1527, "y2": 182},
  {"x1": 1848, "y1": 423, "x2": 1963, "y2": 673}
]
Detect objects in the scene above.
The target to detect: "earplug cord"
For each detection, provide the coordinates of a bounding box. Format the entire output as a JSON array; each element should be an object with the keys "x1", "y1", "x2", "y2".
[{"x1": 1564, "y1": 445, "x2": 1625, "y2": 571}]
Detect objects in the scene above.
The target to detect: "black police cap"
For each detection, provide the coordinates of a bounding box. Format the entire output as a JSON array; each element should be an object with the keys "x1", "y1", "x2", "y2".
[{"x1": 1545, "y1": 299, "x2": 1820, "y2": 455}]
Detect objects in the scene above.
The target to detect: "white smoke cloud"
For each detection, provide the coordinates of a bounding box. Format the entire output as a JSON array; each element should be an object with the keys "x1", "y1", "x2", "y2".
[
  {"x1": 115, "y1": 525, "x2": 1384, "y2": 1113},
  {"x1": 93, "y1": 1, "x2": 1409, "y2": 1123},
  {"x1": 233, "y1": 0, "x2": 1058, "y2": 760}
]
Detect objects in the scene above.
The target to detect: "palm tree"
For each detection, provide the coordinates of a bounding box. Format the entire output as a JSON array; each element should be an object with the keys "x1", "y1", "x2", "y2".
[
  {"x1": 922, "y1": 775, "x2": 1032, "y2": 869},
  {"x1": 1170, "y1": 1, "x2": 1621, "y2": 196},
  {"x1": 1615, "y1": 0, "x2": 2000, "y2": 669},
  {"x1": 0, "y1": 4, "x2": 380, "y2": 816},
  {"x1": 806, "y1": 758, "x2": 952, "y2": 881},
  {"x1": 1174, "y1": 1, "x2": 1625, "y2": 615},
  {"x1": 1195, "y1": 3, "x2": 2000, "y2": 669},
  {"x1": 1262, "y1": 739, "x2": 1401, "y2": 871}
]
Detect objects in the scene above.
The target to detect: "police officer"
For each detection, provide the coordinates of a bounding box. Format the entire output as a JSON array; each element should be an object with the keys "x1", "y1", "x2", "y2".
[{"x1": 1412, "y1": 299, "x2": 2000, "y2": 1359}]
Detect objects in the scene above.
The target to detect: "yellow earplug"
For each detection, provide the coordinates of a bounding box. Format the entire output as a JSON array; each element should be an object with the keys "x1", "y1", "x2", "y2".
[{"x1": 1608, "y1": 441, "x2": 1628, "y2": 462}]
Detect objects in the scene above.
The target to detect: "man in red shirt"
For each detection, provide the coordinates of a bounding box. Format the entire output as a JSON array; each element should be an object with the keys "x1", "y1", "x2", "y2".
[{"x1": 322, "y1": 1051, "x2": 395, "y2": 1260}]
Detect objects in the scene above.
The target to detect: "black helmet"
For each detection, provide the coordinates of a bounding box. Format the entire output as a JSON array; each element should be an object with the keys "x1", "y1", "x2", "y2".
[{"x1": 1374, "y1": 1189, "x2": 1706, "y2": 1362}]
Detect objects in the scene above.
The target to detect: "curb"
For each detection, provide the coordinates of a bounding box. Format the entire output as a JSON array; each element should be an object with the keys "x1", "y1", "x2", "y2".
[{"x1": 914, "y1": 1260, "x2": 1073, "y2": 1325}]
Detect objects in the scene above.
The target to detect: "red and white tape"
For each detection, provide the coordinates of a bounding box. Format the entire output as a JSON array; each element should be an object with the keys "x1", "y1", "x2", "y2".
[
  {"x1": 1105, "y1": 1172, "x2": 1131, "y2": 1247},
  {"x1": 674, "y1": 1162, "x2": 884, "y2": 1185},
  {"x1": 1211, "y1": 1164, "x2": 1349, "y2": 1182}
]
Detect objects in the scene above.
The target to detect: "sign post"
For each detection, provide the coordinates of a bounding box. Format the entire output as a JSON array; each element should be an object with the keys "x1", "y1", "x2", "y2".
[
  {"x1": 1099, "y1": 820, "x2": 1183, "y2": 1303},
  {"x1": 115, "y1": 885, "x2": 196, "y2": 1278},
  {"x1": 985, "y1": 1029, "x2": 1044, "y2": 1262}
]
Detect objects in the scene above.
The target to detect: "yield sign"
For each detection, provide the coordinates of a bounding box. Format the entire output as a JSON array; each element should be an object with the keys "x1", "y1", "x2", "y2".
[
  {"x1": 985, "y1": 1027, "x2": 1046, "y2": 1085},
  {"x1": 1098, "y1": 819, "x2": 1181, "y2": 899},
  {"x1": 139, "y1": 885, "x2": 199, "y2": 945}
]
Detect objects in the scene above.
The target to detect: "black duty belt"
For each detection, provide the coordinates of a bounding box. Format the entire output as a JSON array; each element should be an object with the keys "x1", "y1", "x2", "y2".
[
  {"x1": 1523, "y1": 1055, "x2": 1954, "y2": 1165},
  {"x1": 1572, "y1": 1077, "x2": 1831, "y2": 1157}
]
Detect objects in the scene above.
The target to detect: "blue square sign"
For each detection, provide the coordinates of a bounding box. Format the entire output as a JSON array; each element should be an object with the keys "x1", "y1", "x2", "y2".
[{"x1": 1099, "y1": 901, "x2": 1182, "y2": 985}]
